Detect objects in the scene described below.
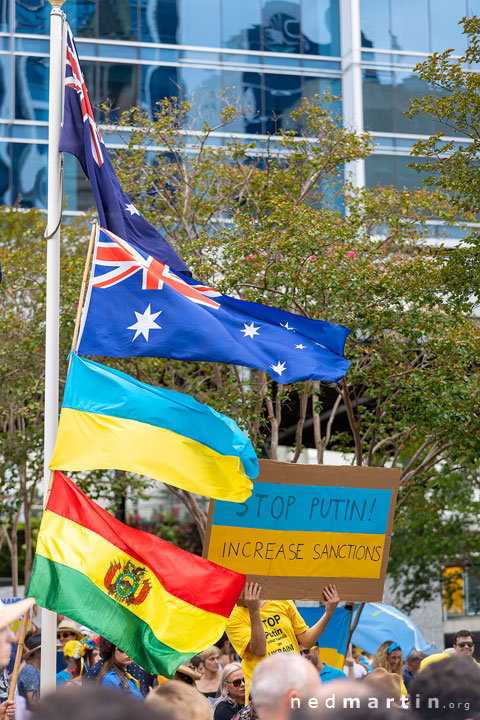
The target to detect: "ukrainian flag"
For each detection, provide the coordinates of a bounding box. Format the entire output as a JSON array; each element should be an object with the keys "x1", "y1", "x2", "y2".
[
  {"x1": 49, "y1": 353, "x2": 257, "y2": 502},
  {"x1": 297, "y1": 606, "x2": 351, "y2": 669}
]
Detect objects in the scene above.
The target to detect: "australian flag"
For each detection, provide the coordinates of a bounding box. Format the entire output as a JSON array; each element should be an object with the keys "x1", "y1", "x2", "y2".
[
  {"x1": 59, "y1": 24, "x2": 189, "y2": 274},
  {"x1": 77, "y1": 227, "x2": 350, "y2": 384}
]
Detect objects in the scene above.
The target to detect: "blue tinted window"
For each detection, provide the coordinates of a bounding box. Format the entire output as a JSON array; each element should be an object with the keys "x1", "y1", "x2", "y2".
[
  {"x1": 390, "y1": 0, "x2": 429, "y2": 52},
  {"x1": 263, "y1": 73, "x2": 302, "y2": 133},
  {"x1": 302, "y1": 0, "x2": 340, "y2": 56},
  {"x1": 15, "y1": 0, "x2": 49, "y2": 34},
  {"x1": 63, "y1": 152, "x2": 94, "y2": 211},
  {"x1": 363, "y1": 70, "x2": 393, "y2": 132},
  {"x1": 221, "y1": 69, "x2": 260, "y2": 133},
  {"x1": 178, "y1": 0, "x2": 221, "y2": 47},
  {"x1": 178, "y1": 66, "x2": 222, "y2": 128},
  {"x1": 15, "y1": 56, "x2": 48, "y2": 121},
  {"x1": 12, "y1": 141, "x2": 47, "y2": 208},
  {"x1": 68, "y1": 0, "x2": 97, "y2": 37},
  {"x1": 222, "y1": 0, "x2": 261, "y2": 51},
  {"x1": 360, "y1": 0, "x2": 390, "y2": 50},
  {"x1": 0, "y1": 143, "x2": 10, "y2": 205},
  {"x1": 365, "y1": 154, "x2": 425, "y2": 190},
  {"x1": 0, "y1": 55, "x2": 11, "y2": 121},
  {"x1": 430, "y1": 0, "x2": 468, "y2": 55},
  {"x1": 140, "y1": 0, "x2": 178, "y2": 43},
  {"x1": 141, "y1": 64, "x2": 179, "y2": 114},
  {"x1": 99, "y1": 0, "x2": 139, "y2": 40},
  {"x1": 262, "y1": 0, "x2": 301, "y2": 54},
  {"x1": 0, "y1": 0, "x2": 9, "y2": 32},
  {"x1": 96, "y1": 63, "x2": 141, "y2": 121}
]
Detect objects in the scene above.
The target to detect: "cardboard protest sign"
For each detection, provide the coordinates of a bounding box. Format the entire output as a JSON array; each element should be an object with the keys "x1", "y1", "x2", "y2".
[
  {"x1": 203, "y1": 459, "x2": 400, "y2": 601},
  {"x1": 1, "y1": 597, "x2": 32, "y2": 632}
]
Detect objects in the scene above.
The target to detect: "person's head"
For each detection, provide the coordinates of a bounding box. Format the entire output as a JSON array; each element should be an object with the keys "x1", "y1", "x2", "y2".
[
  {"x1": 146, "y1": 680, "x2": 211, "y2": 720},
  {"x1": 189, "y1": 655, "x2": 205, "y2": 676},
  {"x1": 250, "y1": 653, "x2": 319, "y2": 720},
  {"x1": 199, "y1": 646, "x2": 221, "y2": 675},
  {"x1": 363, "y1": 667, "x2": 401, "y2": 707},
  {"x1": 410, "y1": 654, "x2": 480, "y2": 719},
  {"x1": 97, "y1": 637, "x2": 131, "y2": 685},
  {"x1": 453, "y1": 630, "x2": 475, "y2": 658},
  {"x1": 215, "y1": 633, "x2": 230, "y2": 654},
  {"x1": 372, "y1": 641, "x2": 403, "y2": 676},
  {"x1": 24, "y1": 633, "x2": 42, "y2": 667},
  {"x1": 63, "y1": 640, "x2": 81, "y2": 671},
  {"x1": 299, "y1": 645, "x2": 320, "y2": 670},
  {"x1": 173, "y1": 664, "x2": 202, "y2": 685},
  {"x1": 33, "y1": 686, "x2": 164, "y2": 720},
  {"x1": 56, "y1": 620, "x2": 82, "y2": 647},
  {"x1": 405, "y1": 649, "x2": 425, "y2": 674},
  {"x1": 220, "y1": 662, "x2": 245, "y2": 705}
]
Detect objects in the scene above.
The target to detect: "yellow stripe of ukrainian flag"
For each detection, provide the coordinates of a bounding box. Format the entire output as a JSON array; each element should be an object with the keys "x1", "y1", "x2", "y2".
[
  {"x1": 207, "y1": 526, "x2": 385, "y2": 578},
  {"x1": 49, "y1": 408, "x2": 251, "y2": 503},
  {"x1": 37, "y1": 510, "x2": 227, "y2": 654}
]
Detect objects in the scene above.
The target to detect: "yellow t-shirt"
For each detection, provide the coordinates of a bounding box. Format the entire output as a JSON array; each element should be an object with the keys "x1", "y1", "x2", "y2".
[{"x1": 226, "y1": 600, "x2": 309, "y2": 699}]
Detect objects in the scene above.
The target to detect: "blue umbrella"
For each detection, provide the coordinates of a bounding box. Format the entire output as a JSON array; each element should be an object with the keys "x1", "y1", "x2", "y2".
[{"x1": 352, "y1": 602, "x2": 436, "y2": 659}]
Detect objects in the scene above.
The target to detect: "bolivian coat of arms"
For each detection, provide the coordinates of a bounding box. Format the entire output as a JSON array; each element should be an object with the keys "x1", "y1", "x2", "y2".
[{"x1": 104, "y1": 559, "x2": 152, "y2": 606}]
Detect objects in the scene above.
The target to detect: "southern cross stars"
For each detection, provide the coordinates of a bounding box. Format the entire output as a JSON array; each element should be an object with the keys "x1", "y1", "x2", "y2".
[
  {"x1": 280, "y1": 321, "x2": 295, "y2": 331},
  {"x1": 295, "y1": 344, "x2": 306, "y2": 350},
  {"x1": 270, "y1": 361, "x2": 287, "y2": 376},
  {"x1": 241, "y1": 322, "x2": 261, "y2": 338},
  {"x1": 128, "y1": 304, "x2": 162, "y2": 341},
  {"x1": 125, "y1": 202, "x2": 140, "y2": 216}
]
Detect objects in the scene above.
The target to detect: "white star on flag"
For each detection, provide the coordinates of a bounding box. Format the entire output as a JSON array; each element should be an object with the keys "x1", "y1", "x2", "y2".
[
  {"x1": 281, "y1": 322, "x2": 295, "y2": 331},
  {"x1": 241, "y1": 322, "x2": 261, "y2": 339},
  {"x1": 270, "y1": 361, "x2": 287, "y2": 376},
  {"x1": 128, "y1": 304, "x2": 162, "y2": 341},
  {"x1": 125, "y1": 202, "x2": 140, "y2": 216},
  {"x1": 295, "y1": 344, "x2": 306, "y2": 350}
]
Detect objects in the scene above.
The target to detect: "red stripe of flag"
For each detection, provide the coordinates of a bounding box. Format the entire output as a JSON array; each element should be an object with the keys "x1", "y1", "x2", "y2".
[{"x1": 47, "y1": 472, "x2": 244, "y2": 618}]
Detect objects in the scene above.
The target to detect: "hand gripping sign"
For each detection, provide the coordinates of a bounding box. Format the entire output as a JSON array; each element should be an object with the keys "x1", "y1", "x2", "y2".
[{"x1": 204, "y1": 460, "x2": 400, "y2": 601}]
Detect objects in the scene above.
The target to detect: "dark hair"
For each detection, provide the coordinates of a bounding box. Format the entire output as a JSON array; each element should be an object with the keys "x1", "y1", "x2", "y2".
[
  {"x1": 32, "y1": 686, "x2": 164, "y2": 720},
  {"x1": 97, "y1": 647, "x2": 130, "y2": 691},
  {"x1": 409, "y1": 655, "x2": 480, "y2": 719},
  {"x1": 98, "y1": 637, "x2": 115, "y2": 660},
  {"x1": 453, "y1": 629, "x2": 475, "y2": 645}
]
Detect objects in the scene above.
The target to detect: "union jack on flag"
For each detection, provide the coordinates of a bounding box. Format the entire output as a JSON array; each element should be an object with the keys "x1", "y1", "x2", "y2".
[
  {"x1": 65, "y1": 25, "x2": 104, "y2": 167},
  {"x1": 59, "y1": 23, "x2": 190, "y2": 274},
  {"x1": 94, "y1": 227, "x2": 220, "y2": 309}
]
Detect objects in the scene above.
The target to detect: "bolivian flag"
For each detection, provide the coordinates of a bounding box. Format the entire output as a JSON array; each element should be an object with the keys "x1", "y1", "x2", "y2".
[
  {"x1": 27, "y1": 472, "x2": 246, "y2": 675},
  {"x1": 49, "y1": 353, "x2": 257, "y2": 502}
]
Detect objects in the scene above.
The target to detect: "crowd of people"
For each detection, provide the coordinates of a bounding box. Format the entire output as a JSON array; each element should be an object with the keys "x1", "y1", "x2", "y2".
[{"x1": 1, "y1": 588, "x2": 479, "y2": 719}]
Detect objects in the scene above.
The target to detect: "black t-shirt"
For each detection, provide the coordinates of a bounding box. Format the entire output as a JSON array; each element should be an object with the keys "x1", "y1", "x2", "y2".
[{"x1": 214, "y1": 700, "x2": 243, "y2": 720}]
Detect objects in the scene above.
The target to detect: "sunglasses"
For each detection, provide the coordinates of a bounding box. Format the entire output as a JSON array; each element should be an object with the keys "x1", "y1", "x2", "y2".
[
  {"x1": 300, "y1": 649, "x2": 311, "y2": 656},
  {"x1": 458, "y1": 642, "x2": 474, "y2": 648},
  {"x1": 226, "y1": 678, "x2": 245, "y2": 687},
  {"x1": 58, "y1": 633, "x2": 74, "y2": 639}
]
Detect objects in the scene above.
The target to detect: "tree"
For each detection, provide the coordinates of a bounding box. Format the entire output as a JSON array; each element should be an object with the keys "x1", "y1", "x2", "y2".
[
  {"x1": 105, "y1": 94, "x2": 480, "y2": 608},
  {"x1": 408, "y1": 14, "x2": 480, "y2": 296}
]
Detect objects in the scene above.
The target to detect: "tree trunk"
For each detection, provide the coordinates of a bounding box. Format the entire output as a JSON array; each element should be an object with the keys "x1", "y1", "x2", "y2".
[{"x1": 113, "y1": 470, "x2": 127, "y2": 523}]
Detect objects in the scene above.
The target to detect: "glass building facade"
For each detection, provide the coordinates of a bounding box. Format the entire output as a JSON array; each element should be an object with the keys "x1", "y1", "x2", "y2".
[{"x1": 0, "y1": 0, "x2": 477, "y2": 215}]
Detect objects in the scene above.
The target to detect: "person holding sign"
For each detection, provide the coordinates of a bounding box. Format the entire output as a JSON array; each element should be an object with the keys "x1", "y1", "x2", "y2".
[{"x1": 226, "y1": 582, "x2": 340, "y2": 699}]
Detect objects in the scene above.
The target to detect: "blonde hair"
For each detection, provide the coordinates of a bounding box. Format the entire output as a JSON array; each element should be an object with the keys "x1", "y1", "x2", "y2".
[
  {"x1": 372, "y1": 640, "x2": 403, "y2": 677},
  {"x1": 199, "y1": 646, "x2": 221, "y2": 662},
  {"x1": 146, "y1": 680, "x2": 212, "y2": 720},
  {"x1": 214, "y1": 663, "x2": 244, "y2": 711}
]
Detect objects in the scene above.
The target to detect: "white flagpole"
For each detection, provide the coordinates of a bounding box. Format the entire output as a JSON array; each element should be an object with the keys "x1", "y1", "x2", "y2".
[{"x1": 41, "y1": 0, "x2": 65, "y2": 695}]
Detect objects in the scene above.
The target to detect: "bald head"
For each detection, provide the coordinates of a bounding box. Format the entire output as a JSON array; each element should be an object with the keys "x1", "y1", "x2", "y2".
[{"x1": 250, "y1": 653, "x2": 320, "y2": 720}]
